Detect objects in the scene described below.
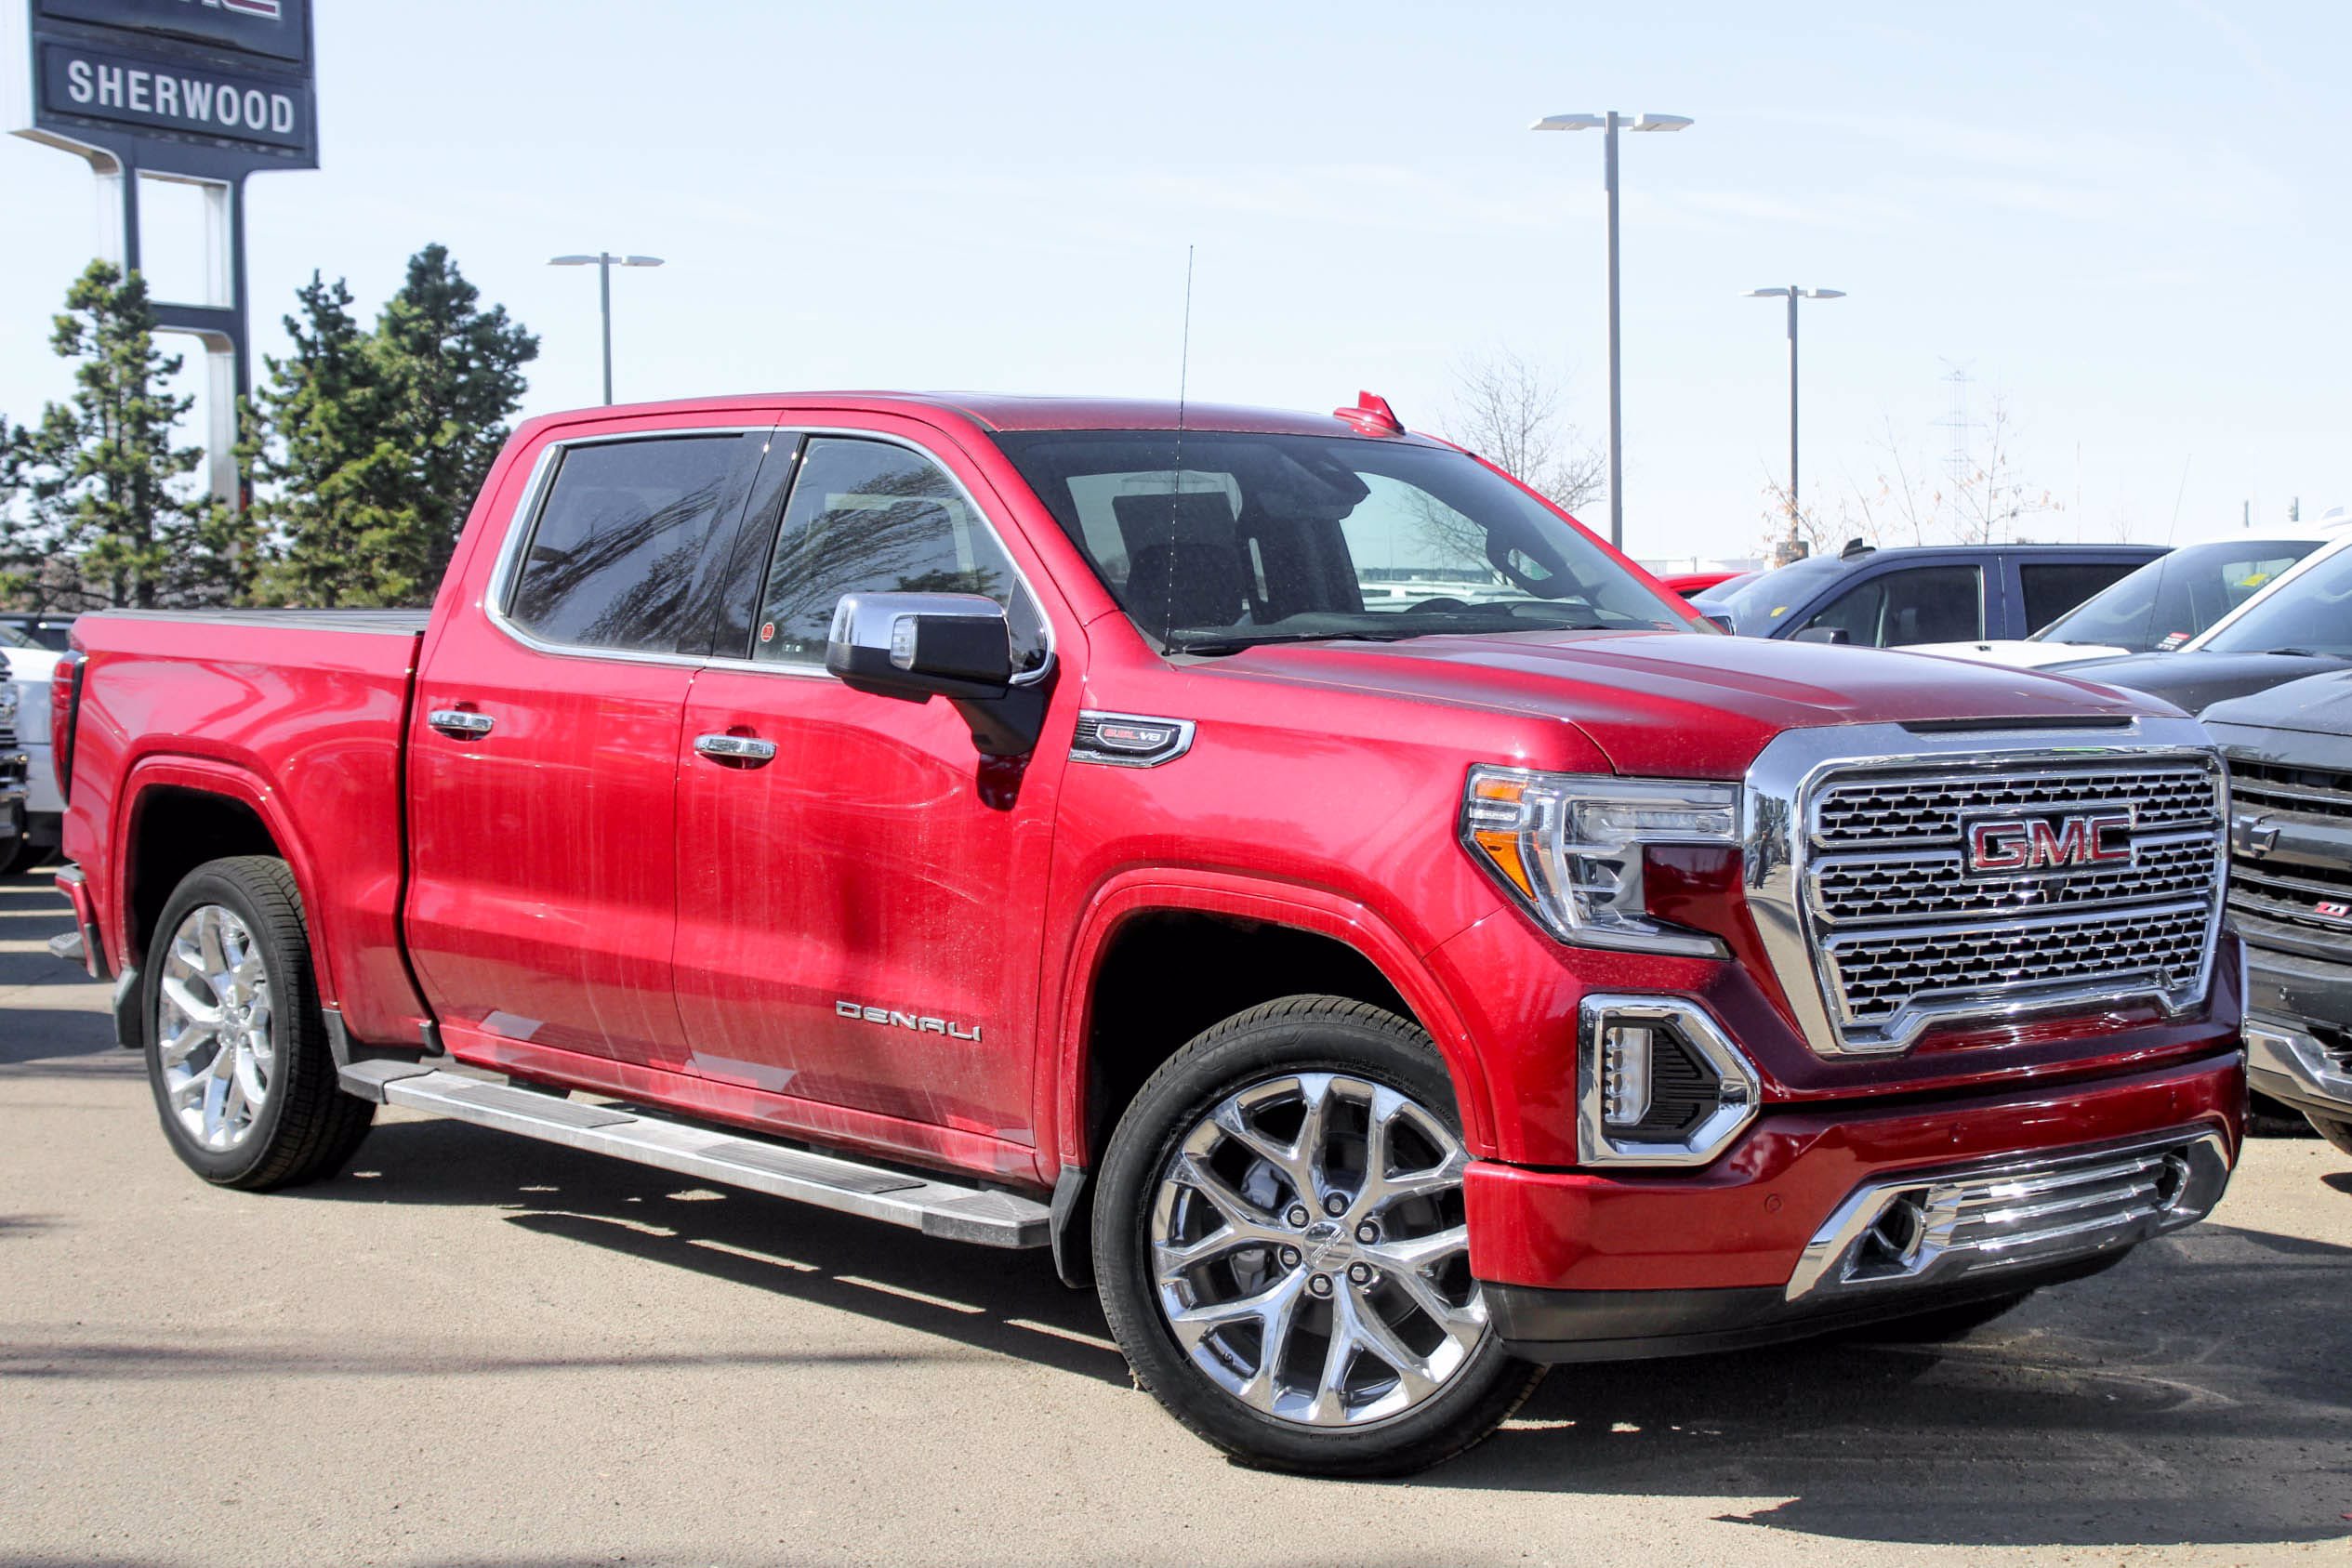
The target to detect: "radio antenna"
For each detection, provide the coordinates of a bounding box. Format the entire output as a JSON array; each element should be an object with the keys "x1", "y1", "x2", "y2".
[{"x1": 1177, "y1": 244, "x2": 1195, "y2": 429}]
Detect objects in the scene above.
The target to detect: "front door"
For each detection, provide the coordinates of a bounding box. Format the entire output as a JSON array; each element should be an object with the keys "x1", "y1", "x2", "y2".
[
  {"x1": 672, "y1": 428, "x2": 1068, "y2": 1159},
  {"x1": 406, "y1": 425, "x2": 770, "y2": 1073}
]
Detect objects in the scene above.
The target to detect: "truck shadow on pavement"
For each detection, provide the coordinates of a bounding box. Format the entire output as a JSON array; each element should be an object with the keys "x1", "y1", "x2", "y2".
[{"x1": 306, "y1": 1117, "x2": 2352, "y2": 1550}]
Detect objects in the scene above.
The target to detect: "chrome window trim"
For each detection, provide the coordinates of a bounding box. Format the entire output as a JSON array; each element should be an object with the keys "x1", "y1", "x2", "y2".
[
  {"x1": 1741, "y1": 718, "x2": 2226, "y2": 1058},
  {"x1": 482, "y1": 423, "x2": 1060, "y2": 686},
  {"x1": 1574, "y1": 994, "x2": 1759, "y2": 1167}
]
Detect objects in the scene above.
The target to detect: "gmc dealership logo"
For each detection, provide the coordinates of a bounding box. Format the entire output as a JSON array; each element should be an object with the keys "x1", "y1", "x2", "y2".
[{"x1": 1965, "y1": 811, "x2": 2134, "y2": 876}]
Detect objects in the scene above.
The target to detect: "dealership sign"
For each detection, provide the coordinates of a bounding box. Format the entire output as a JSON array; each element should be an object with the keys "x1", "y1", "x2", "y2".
[
  {"x1": 12, "y1": 0, "x2": 318, "y2": 168},
  {"x1": 7, "y1": 0, "x2": 321, "y2": 508}
]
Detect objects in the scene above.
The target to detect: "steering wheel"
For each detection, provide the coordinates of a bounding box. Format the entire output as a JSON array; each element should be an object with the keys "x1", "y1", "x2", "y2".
[{"x1": 1412, "y1": 597, "x2": 1476, "y2": 614}]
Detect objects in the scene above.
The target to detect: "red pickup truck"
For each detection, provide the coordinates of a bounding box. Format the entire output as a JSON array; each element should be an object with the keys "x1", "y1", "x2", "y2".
[{"x1": 51, "y1": 391, "x2": 2244, "y2": 1476}]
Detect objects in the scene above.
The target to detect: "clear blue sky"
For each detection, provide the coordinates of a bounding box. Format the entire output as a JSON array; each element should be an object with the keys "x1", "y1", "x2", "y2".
[{"x1": 4, "y1": 0, "x2": 2345, "y2": 565}]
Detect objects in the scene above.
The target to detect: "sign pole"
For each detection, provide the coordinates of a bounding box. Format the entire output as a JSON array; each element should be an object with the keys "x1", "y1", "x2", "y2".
[{"x1": 11, "y1": 0, "x2": 320, "y2": 511}]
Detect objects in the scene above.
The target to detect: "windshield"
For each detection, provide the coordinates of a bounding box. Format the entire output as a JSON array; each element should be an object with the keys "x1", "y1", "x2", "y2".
[
  {"x1": 0, "y1": 626, "x2": 40, "y2": 651},
  {"x1": 990, "y1": 430, "x2": 1694, "y2": 652},
  {"x1": 2201, "y1": 543, "x2": 2352, "y2": 657},
  {"x1": 2032, "y1": 539, "x2": 2313, "y2": 652},
  {"x1": 1711, "y1": 555, "x2": 1852, "y2": 634}
]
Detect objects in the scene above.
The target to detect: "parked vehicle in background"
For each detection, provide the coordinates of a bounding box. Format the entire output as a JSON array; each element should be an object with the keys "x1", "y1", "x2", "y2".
[
  {"x1": 1657, "y1": 569, "x2": 1748, "y2": 600},
  {"x1": 0, "y1": 613, "x2": 81, "y2": 653},
  {"x1": 50, "y1": 391, "x2": 2246, "y2": 1477},
  {"x1": 0, "y1": 626, "x2": 66, "y2": 872},
  {"x1": 1905, "y1": 536, "x2": 2319, "y2": 670},
  {"x1": 1698, "y1": 541, "x2": 2161, "y2": 648},
  {"x1": 2205, "y1": 670, "x2": 2352, "y2": 1157},
  {"x1": 0, "y1": 652, "x2": 26, "y2": 864},
  {"x1": 2050, "y1": 531, "x2": 2352, "y2": 714}
]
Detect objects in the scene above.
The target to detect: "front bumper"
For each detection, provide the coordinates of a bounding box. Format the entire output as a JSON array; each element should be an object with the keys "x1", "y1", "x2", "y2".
[
  {"x1": 2243, "y1": 940, "x2": 2352, "y2": 1120},
  {"x1": 1467, "y1": 1047, "x2": 2243, "y2": 1363}
]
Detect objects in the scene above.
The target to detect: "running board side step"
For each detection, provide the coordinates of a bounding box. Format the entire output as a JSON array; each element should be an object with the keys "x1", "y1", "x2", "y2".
[{"x1": 338, "y1": 1062, "x2": 1050, "y2": 1249}]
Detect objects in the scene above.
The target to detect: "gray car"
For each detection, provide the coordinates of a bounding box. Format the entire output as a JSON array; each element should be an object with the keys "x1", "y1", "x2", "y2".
[{"x1": 2207, "y1": 669, "x2": 2352, "y2": 1155}]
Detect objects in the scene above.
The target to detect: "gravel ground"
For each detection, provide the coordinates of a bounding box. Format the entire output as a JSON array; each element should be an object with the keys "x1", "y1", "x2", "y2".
[{"x1": 1, "y1": 874, "x2": 2346, "y2": 1568}]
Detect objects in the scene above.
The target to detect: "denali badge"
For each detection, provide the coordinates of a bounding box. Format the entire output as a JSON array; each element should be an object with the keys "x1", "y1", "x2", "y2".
[
  {"x1": 1964, "y1": 811, "x2": 2134, "y2": 876},
  {"x1": 835, "y1": 999, "x2": 982, "y2": 1042}
]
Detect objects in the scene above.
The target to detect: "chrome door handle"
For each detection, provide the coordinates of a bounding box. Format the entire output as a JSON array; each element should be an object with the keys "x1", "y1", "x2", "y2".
[
  {"x1": 428, "y1": 709, "x2": 495, "y2": 738},
  {"x1": 694, "y1": 732, "x2": 777, "y2": 765}
]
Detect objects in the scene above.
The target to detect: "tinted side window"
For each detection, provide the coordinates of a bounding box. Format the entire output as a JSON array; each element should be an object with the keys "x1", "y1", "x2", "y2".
[
  {"x1": 752, "y1": 437, "x2": 1044, "y2": 669},
  {"x1": 1801, "y1": 577, "x2": 1885, "y2": 646},
  {"x1": 1879, "y1": 565, "x2": 1983, "y2": 644},
  {"x1": 1802, "y1": 565, "x2": 1983, "y2": 646},
  {"x1": 2019, "y1": 561, "x2": 2135, "y2": 635},
  {"x1": 509, "y1": 436, "x2": 753, "y2": 652}
]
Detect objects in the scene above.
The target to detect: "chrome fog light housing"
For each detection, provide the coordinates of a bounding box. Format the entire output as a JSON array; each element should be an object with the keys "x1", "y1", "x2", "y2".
[{"x1": 1576, "y1": 995, "x2": 1760, "y2": 1167}]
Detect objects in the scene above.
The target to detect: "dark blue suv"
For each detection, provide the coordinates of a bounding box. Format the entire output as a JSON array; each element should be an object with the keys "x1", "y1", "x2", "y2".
[{"x1": 1699, "y1": 542, "x2": 2163, "y2": 647}]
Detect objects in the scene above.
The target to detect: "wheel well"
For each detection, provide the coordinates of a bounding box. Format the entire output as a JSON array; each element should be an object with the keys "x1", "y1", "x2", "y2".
[
  {"x1": 125, "y1": 786, "x2": 282, "y2": 968},
  {"x1": 1078, "y1": 911, "x2": 1414, "y2": 1166}
]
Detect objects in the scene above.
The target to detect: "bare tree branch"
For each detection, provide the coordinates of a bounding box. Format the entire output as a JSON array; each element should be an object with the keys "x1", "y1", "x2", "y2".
[{"x1": 1441, "y1": 350, "x2": 1605, "y2": 514}]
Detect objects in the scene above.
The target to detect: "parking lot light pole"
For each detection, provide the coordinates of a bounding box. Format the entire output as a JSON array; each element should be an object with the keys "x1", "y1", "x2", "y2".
[
  {"x1": 1744, "y1": 285, "x2": 1844, "y2": 529},
  {"x1": 1529, "y1": 111, "x2": 1692, "y2": 552},
  {"x1": 549, "y1": 253, "x2": 665, "y2": 404}
]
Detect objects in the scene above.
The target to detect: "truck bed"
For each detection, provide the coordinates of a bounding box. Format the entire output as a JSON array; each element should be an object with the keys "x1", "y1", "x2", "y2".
[{"x1": 66, "y1": 607, "x2": 430, "y2": 1049}]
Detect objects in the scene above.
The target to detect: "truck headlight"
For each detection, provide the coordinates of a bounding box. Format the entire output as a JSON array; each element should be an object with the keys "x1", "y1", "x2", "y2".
[{"x1": 1460, "y1": 767, "x2": 1738, "y2": 957}]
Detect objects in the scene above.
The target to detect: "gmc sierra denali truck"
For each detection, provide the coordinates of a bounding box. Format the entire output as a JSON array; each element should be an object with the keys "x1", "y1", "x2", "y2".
[{"x1": 50, "y1": 391, "x2": 2246, "y2": 1477}]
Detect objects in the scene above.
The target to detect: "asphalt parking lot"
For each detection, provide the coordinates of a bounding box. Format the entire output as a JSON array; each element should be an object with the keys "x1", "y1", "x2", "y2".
[{"x1": 1, "y1": 874, "x2": 2346, "y2": 1568}]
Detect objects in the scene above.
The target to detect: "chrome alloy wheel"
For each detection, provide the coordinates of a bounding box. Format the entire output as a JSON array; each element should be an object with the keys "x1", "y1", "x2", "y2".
[
  {"x1": 1149, "y1": 1073, "x2": 1487, "y2": 1428},
  {"x1": 157, "y1": 903, "x2": 275, "y2": 1153}
]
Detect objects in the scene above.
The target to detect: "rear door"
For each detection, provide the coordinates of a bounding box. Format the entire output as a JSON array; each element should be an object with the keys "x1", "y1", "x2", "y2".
[
  {"x1": 670, "y1": 425, "x2": 1068, "y2": 1162},
  {"x1": 405, "y1": 423, "x2": 773, "y2": 1073}
]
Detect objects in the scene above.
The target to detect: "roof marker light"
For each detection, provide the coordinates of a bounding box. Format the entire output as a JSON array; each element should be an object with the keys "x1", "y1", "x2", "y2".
[{"x1": 1335, "y1": 390, "x2": 1403, "y2": 434}]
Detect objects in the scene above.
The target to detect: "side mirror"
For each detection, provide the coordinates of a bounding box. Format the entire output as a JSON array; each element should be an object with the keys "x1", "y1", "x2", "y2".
[
  {"x1": 1703, "y1": 613, "x2": 1735, "y2": 635},
  {"x1": 825, "y1": 591, "x2": 1050, "y2": 758},
  {"x1": 1792, "y1": 626, "x2": 1852, "y2": 645}
]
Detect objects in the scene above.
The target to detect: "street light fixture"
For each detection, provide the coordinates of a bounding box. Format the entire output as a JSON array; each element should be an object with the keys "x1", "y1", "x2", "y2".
[
  {"x1": 548, "y1": 252, "x2": 665, "y2": 405},
  {"x1": 1743, "y1": 286, "x2": 1845, "y2": 531},
  {"x1": 1530, "y1": 111, "x2": 1693, "y2": 552}
]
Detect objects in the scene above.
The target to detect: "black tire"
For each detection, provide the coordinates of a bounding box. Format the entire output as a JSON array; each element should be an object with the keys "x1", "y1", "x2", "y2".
[
  {"x1": 143, "y1": 855, "x2": 373, "y2": 1191},
  {"x1": 2308, "y1": 1113, "x2": 2352, "y2": 1157},
  {"x1": 1092, "y1": 994, "x2": 1542, "y2": 1477},
  {"x1": 1837, "y1": 1289, "x2": 2036, "y2": 1343},
  {"x1": 1, "y1": 837, "x2": 45, "y2": 876},
  {"x1": 2250, "y1": 1091, "x2": 2319, "y2": 1138}
]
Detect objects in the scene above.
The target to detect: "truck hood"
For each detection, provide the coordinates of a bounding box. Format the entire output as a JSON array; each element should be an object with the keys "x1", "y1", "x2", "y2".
[
  {"x1": 2201, "y1": 667, "x2": 2352, "y2": 742},
  {"x1": 1207, "y1": 629, "x2": 2159, "y2": 779},
  {"x1": 2045, "y1": 649, "x2": 2352, "y2": 717}
]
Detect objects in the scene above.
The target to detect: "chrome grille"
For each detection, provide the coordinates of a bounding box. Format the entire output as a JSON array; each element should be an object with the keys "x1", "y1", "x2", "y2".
[
  {"x1": 1801, "y1": 755, "x2": 2225, "y2": 1052},
  {"x1": 1813, "y1": 766, "x2": 2218, "y2": 845},
  {"x1": 2228, "y1": 757, "x2": 2352, "y2": 821}
]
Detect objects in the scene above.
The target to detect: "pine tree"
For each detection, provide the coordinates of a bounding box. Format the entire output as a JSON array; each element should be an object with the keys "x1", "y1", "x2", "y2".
[
  {"x1": 373, "y1": 244, "x2": 537, "y2": 582},
  {"x1": 244, "y1": 273, "x2": 429, "y2": 606},
  {"x1": 17, "y1": 261, "x2": 233, "y2": 608}
]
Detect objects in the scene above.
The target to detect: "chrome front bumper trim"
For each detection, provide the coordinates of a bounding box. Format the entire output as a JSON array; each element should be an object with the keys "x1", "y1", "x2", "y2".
[
  {"x1": 1784, "y1": 1127, "x2": 2232, "y2": 1305},
  {"x1": 2246, "y1": 1018, "x2": 2352, "y2": 1115}
]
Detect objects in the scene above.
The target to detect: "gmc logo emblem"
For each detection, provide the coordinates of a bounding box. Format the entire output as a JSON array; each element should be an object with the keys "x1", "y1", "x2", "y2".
[{"x1": 1965, "y1": 812, "x2": 2134, "y2": 875}]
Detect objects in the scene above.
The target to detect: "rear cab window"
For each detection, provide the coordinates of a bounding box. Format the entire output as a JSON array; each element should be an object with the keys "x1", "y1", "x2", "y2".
[{"x1": 506, "y1": 434, "x2": 762, "y2": 653}]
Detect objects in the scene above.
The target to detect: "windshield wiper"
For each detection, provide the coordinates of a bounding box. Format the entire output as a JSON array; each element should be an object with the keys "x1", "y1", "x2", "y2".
[
  {"x1": 1169, "y1": 629, "x2": 1435, "y2": 656},
  {"x1": 2261, "y1": 647, "x2": 2336, "y2": 658}
]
